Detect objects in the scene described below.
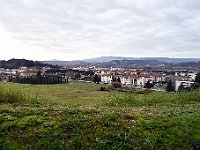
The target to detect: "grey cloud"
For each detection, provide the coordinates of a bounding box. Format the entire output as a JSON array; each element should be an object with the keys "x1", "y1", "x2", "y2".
[{"x1": 0, "y1": 0, "x2": 200, "y2": 57}]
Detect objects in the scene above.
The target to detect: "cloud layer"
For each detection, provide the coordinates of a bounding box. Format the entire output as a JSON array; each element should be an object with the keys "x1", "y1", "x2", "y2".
[{"x1": 0, "y1": 0, "x2": 200, "y2": 60}]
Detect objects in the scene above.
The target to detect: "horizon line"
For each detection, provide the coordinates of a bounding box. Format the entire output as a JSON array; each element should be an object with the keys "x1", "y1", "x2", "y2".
[{"x1": 1, "y1": 56, "x2": 200, "y2": 62}]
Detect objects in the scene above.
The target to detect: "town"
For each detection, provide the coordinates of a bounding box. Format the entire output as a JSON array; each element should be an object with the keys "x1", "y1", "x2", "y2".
[{"x1": 0, "y1": 58, "x2": 199, "y2": 92}]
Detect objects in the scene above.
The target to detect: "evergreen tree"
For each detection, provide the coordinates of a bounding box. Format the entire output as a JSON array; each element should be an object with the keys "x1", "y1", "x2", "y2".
[
  {"x1": 166, "y1": 80, "x2": 174, "y2": 92},
  {"x1": 195, "y1": 72, "x2": 200, "y2": 85},
  {"x1": 112, "y1": 77, "x2": 117, "y2": 82},
  {"x1": 117, "y1": 77, "x2": 121, "y2": 83},
  {"x1": 93, "y1": 74, "x2": 100, "y2": 84},
  {"x1": 192, "y1": 72, "x2": 200, "y2": 89},
  {"x1": 145, "y1": 80, "x2": 151, "y2": 89}
]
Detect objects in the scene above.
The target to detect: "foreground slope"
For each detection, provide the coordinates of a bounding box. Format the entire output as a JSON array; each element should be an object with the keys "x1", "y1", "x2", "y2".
[{"x1": 0, "y1": 82, "x2": 200, "y2": 150}]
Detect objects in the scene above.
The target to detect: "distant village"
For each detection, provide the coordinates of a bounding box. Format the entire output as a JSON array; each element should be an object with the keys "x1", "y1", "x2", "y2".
[{"x1": 0, "y1": 60, "x2": 199, "y2": 92}]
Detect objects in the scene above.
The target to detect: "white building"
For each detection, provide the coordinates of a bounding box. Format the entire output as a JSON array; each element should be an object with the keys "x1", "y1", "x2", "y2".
[
  {"x1": 101, "y1": 74, "x2": 113, "y2": 84},
  {"x1": 187, "y1": 72, "x2": 197, "y2": 81},
  {"x1": 120, "y1": 76, "x2": 146, "y2": 87},
  {"x1": 175, "y1": 80, "x2": 194, "y2": 91}
]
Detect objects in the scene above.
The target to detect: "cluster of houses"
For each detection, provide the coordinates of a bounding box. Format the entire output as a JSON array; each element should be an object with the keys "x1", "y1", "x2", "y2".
[
  {"x1": 0, "y1": 67, "x2": 51, "y2": 82},
  {"x1": 73, "y1": 66, "x2": 198, "y2": 91},
  {"x1": 100, "y1": 69, "x2": 164, "y2": 87},
  {"x1": 99, "y1": 68, "x2": 197, "y2": 91},
  {"x1": 0, "y1": 66, "x2": 198, "y2": 91}
]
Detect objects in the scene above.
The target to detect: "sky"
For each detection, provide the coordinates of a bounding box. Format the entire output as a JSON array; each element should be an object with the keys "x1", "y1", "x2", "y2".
[{"x1": 0, "y1": 0, "x2": 200, "y2": 61}]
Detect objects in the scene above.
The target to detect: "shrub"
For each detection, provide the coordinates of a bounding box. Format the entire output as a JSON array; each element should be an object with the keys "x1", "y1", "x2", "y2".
[
  {"x1": 100, "y1": 86, "x2": 106, "y2": 91},
  {"x1": 112, "y1": 82, "x2": 122, "y2": 89}
]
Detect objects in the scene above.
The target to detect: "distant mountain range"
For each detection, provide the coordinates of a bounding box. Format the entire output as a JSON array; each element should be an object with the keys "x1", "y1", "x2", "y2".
[
  {"x1": 1, "y1": 57, "x2": 200, "y2": 70},
  {"x1": 43, "y1": 56, "x2": 200, "y2": 66}
]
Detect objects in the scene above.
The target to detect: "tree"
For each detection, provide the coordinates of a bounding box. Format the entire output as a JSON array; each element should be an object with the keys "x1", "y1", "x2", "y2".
[
  {"x1": 36, "y1": 71, "x2": 42, "y2": 77},
  {"x1": 145, "y1": 80, "x2": 151, "y2": 89},
  {"x1": 195, "y1": 72, "x2": 200, "y2": 85},
  {"x1": 93, "y1": 74, "x2": 100, "y2": 84},
  {"x1": 117, "y1": 77, "x2": 121, "y2": 83},
  {"x1": 166, "y1": 80, "x2": 174, "y2": 92},
  {"x1": 112, "y1": 77, "x2": 117, "y2": 82},
  {"x1": 83, "y1": 70, "x2": 95, "y2": 76},
  {"x1": 75, "y1": 73, "x2": 81, "y2": 80},
  {"x1": 191, "y1": 72, "x2": 200, "y2": 89}
]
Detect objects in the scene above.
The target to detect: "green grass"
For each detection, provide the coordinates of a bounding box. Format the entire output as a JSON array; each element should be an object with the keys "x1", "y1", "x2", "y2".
[
  {"x1": 154, "y1": 83, "x2": 167, "y2": 90},
  {"x1": 0, "y1": 81, "x2": 200, "y2": 149},
  {"x1": 0, "y1": 85, "x2": 27, "y2": 103},
  {"x1": 0, "y1": 81, "x2": 111, "y2": 106},
  {"x1": 102, "y1": 89, "x2": 200, "y2": 107}
]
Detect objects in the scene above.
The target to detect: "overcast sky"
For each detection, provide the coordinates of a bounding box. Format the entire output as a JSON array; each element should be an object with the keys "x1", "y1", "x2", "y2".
[{"x1": 0, "y1": 0, "x2": 200, "y2": 61}]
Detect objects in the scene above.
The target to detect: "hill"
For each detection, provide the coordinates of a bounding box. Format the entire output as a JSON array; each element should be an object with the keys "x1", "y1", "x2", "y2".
[
  {"x1": 44, "y1": 56, "x2": 200, "y2": 66},
  {"x1": 0, "y1": 59, "x2": 55, "y2": 69},
  {"x1": 97, "y1": 59, "x2": 166, "y2": 68},
  {"x1": 0, "y1": 81, "x2": 200, "y2": 149},
  {"x1": 42, "y1": 60, "x2": 87, "y2": 66}
]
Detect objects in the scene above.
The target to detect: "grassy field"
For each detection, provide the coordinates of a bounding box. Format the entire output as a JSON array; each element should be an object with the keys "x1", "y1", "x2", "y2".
[
  {"x1": 0, "y1": 81, "x2": 112, "y2": 106},
  {"x1": 0, "y1": 81, "x2": 200, "y2": 149}
]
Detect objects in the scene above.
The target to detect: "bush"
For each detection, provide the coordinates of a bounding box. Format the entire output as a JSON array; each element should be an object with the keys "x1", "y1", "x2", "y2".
[
  {"x1": 112, "y1": 82, "x2": 122, "y2": 89},
  {"x1": 100, "y1": 86, "x2": 107, "y2": 91}
]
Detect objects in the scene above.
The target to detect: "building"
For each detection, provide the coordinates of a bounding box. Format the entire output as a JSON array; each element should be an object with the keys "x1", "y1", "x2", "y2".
[{"x1": 175, "y1": 80, "x2": 194, "y2": 91}]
